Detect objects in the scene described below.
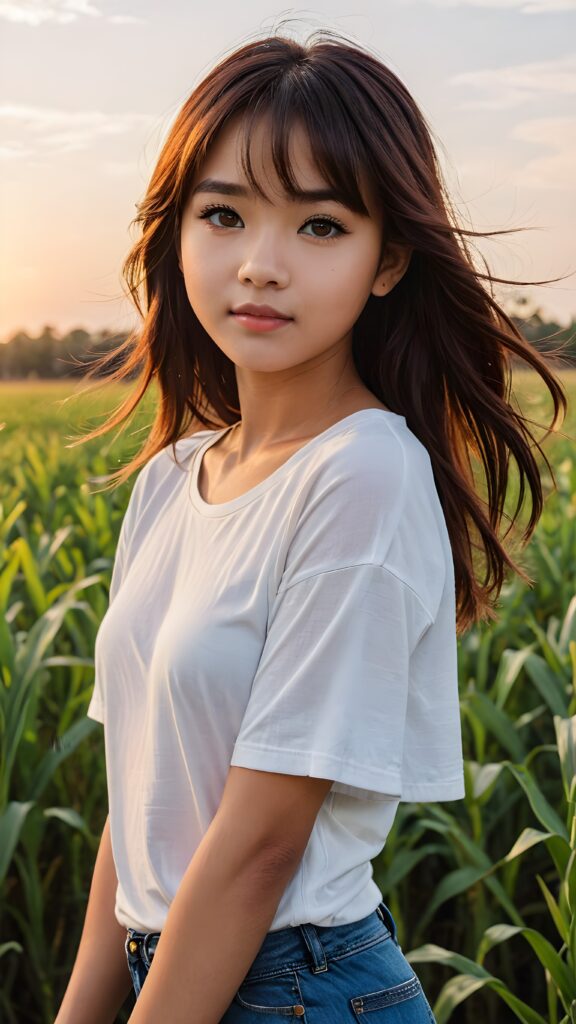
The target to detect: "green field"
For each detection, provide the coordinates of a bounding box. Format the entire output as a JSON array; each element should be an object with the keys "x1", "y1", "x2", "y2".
[{"x1": 1, "y1": 372, "x2": 575, "y2": 1024}]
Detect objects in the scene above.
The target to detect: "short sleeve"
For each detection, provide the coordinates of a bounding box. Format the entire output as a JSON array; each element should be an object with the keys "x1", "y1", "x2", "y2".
[{"x1": 230, "y1": 562, "x2": 433, "y2": 799}]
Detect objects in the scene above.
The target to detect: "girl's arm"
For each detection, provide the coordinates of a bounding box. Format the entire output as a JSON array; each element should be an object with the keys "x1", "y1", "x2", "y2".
[
  {"x1": 126, "y1": 765, "x2": 333, "y2": 1024},
  {"x1": 54, "y1": 813, "x2": 134, "y2": 1024}
]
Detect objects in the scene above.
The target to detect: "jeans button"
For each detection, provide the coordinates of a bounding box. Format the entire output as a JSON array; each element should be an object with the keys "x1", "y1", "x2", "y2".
[{"x1": 128, "y1": 940, "x2": 139, "y2": 953}]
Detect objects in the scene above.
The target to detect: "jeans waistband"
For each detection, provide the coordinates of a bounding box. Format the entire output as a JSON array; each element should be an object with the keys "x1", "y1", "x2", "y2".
[{"x1": 125, "y1": 900, "x2": 398, "y2": 978}]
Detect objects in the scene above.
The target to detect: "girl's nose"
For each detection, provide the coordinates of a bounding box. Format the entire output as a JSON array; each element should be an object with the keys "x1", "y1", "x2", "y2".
[{"x1": 237, "y1": 237, "x2": 290, "y2": 289}]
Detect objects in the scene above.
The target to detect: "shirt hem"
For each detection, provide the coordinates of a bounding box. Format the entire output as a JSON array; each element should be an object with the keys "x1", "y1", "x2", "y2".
[
  {"x1": 399, "y1": 778, "x2": 466, "y2": 802},
  {"x1": 231, "y1": 742, "x2": 465, "y2": 802},
  {"x1": 86, "y1": 700, "x2": 104, "y2": 724}
]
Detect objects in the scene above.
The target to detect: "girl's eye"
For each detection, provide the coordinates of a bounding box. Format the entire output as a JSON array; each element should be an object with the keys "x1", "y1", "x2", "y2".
[
  {"x1": 300, "y1": 216, "x2": 347, "y2": 241},
  {"x1": 198, "y1": 204, "x2": 242, "y2": 229},
  {"x1": 197, "y1": 204, "x2": 348, "y2": 242}
]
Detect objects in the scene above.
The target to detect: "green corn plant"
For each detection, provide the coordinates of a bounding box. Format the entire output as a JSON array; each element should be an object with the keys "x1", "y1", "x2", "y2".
[
  {"x1": 0, "y1": 543, "x2": 107, "y2": 1022},
  {"x1": 0, "y1": 384, "x2": 152, "y2": 1023},
  {"x1": 406, "y1": 704, "x2": 576, "y2": 1024}
]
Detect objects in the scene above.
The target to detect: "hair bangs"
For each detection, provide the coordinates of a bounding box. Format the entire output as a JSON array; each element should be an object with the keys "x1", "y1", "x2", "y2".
[{"x1": 233, "y1": 82, "x2": 372, "y2": 218}]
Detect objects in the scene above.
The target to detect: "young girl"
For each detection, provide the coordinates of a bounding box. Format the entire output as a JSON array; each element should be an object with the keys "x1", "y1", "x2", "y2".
[{"x1": 58, "y1": 28, "x2": 566, "y2": 1024}]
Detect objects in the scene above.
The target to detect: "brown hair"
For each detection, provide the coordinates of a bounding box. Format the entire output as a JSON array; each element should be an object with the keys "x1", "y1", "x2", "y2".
[{"x1": 73, "y1": 28, "x2": 570, "y2": 634}]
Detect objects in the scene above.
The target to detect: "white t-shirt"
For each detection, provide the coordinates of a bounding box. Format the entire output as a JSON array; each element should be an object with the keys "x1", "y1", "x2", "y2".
[{"x1": 87, "y1": 408, "x2": 465, "y2": 933}]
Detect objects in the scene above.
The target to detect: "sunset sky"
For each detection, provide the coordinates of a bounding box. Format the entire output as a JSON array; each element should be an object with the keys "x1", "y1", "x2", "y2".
[{"x1": 1, "y1": 0, "x2": 575, "y2": 343}]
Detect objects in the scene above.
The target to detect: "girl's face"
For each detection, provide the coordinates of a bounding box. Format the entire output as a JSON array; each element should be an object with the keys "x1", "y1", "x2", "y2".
[{"x1": 178, "y1": 114, "x2": 405, "y2": 377}]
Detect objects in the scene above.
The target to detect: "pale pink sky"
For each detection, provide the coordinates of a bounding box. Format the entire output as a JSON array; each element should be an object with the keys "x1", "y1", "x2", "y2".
[{"x1": 1, "y1": 0, "x2": 575, "y2": 343}]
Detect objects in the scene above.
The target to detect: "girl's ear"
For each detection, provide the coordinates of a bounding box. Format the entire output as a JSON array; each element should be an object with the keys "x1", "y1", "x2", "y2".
[{"x1": 371, "y1": 242, "x2": 413, "y2": 297}]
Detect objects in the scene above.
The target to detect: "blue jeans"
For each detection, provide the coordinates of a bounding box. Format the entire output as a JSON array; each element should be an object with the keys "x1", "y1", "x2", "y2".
[{"x1": 124, "y1": 899, "x2": 436, "y2": 1021}]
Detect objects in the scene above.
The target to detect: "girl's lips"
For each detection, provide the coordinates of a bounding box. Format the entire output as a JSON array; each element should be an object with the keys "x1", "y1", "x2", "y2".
[{"x1": 231, "y1": 312, "x2": 293, "y2": 332}]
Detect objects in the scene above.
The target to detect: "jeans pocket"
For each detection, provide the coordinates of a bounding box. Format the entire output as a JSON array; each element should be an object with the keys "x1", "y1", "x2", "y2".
[
  {"x1": 234, "y1": 969, "x2": 306, "y2": 1016},
  {"x1": 350, "y1": 973, "x2": 436, "y2": 1022}
]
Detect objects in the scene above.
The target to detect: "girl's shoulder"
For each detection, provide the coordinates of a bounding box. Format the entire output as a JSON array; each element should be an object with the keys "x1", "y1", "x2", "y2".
[{"x1": 301, "y1": 410, "x2": 435, "y2": 503}]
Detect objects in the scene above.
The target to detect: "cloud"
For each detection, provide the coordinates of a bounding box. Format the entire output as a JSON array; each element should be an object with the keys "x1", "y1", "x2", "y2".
[
  {"x1": 403, "y1": 0, "x2": 576, "y2": 12},
  {"x1": 0, "y1": 0, "x2": 146, "y2": 26},
  {"x1": 443, "y1": 115, "x2": 576, "y2": 193},
  {"x1": 448, "y1": 53, "x2": 576, "y2": 109},
  {"x1": 100, "y1": 159, "x2": 140, "y2": 176},
  {"x1": 0, "y1": 103, "x2": 156, "y2": 159},
  {"x1": 446, "y1": 56, "x2": 576, "y2": 191},
  {"x1": 0, "y1": 139, "x2": 36, "y2": 160},
  {"x1": 511, "y1": 116, "x2": 576, "y2": 189},
  {"x1": 107, "y1": 13, "x2": 145, "y2": 23}
]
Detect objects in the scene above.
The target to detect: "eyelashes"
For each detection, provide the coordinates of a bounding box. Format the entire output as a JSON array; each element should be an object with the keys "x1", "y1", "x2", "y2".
[{"x1": 197, "y1": 203, "x2": 349, "y2": 243}]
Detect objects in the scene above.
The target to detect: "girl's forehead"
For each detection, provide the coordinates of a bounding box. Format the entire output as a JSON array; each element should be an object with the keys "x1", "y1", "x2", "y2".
[{"x1": 199, "y1": 114, "x2": 316, "y2": 183}]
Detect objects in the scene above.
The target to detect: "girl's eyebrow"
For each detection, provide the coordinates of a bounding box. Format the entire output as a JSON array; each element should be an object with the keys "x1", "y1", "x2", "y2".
[{"x1": 190, "y1": 177, "x2": 351, "y2": 207}]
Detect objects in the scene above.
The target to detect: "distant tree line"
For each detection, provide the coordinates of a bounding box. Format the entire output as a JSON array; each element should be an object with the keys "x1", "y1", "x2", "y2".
[
  {"x1": 0, "y1": 303, "x2": 574, "y2": 380},
  {"x1": 0, "y1": 327, "x2": 135, "y2": 381}
]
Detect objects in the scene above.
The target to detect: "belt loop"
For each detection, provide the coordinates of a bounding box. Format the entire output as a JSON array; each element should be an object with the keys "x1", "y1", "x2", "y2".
[
  {"x1": 376, "y1": 901, "x2": 399, "y2": 945},
  {"x1": 143, "y1": 932, "x2": 159, "y2": 967},
  {"x1": 298, "y1": 922, "x2": 328, "y2": 974}
]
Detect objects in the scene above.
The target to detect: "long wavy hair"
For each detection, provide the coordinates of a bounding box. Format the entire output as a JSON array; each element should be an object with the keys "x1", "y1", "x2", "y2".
[{"x1": 73, "y1": 28, "x2": 570, "y2": 635}]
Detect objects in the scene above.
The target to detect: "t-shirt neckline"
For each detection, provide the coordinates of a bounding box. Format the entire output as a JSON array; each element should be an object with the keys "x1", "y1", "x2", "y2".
[{"x1": 187, "y1": 408, "x2": 406, "y2": 518}]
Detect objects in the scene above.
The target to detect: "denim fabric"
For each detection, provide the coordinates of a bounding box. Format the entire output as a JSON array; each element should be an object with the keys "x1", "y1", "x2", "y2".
[{"x1": 124, "y1": 900, "x2": 436, "y2": 1021}]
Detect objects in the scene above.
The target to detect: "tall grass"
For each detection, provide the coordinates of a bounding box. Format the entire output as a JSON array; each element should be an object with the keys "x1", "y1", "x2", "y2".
[{"x1": 0, "y1": 372, "x2": 574, "y2": 1023}]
